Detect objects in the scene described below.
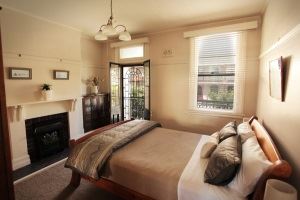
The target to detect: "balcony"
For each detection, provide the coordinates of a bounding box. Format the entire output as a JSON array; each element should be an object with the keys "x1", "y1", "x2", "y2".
[{"x1": 197, "y1": 100, "x2": 233, "y2": 110}]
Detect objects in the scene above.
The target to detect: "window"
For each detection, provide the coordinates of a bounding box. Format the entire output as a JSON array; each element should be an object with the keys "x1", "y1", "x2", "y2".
[
  {"x1": 119, "y1": 45, "x2": 144, "y2": 59},
  {"x1": 227, "y1": 85, "x2": 234, "y2": 92},
  {"x1": 189, "y1": 32, "x2": 245, "y2": 114},
  {"x1": 210, "y1": 85, "x2": 219, "y2": 94}
]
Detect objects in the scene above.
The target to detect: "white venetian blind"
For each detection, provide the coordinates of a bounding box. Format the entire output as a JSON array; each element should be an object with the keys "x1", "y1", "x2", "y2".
[{"x1": 189, "y1": 31, "x2": 246, "y2": 114}]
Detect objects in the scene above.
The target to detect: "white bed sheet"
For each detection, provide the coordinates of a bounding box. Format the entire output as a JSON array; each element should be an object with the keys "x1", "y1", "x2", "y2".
[{"x1": 178, "y1": 135, "x2": 246, "y2": 200}]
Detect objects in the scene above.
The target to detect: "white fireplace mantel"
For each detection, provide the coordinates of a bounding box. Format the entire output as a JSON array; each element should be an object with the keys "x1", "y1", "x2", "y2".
[{"x1": 7, "y1": 98, "x2": 78, "y2": 122}]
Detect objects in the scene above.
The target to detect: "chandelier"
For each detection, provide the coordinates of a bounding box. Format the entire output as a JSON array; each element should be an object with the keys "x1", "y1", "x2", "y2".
[{"x1": 95, "y1": 0, "x2": 131, "y2": 41}]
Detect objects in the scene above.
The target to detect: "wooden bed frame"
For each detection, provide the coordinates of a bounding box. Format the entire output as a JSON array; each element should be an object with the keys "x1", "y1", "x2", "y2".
[
  {"x1": 67, "y1": 116, "x2": 292, "y2": 200},
  {"x1": 249, "y1": 116, "x2": 292, "y2": 200}
]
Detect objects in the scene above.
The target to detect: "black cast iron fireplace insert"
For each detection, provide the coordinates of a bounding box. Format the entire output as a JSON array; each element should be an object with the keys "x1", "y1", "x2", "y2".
[{"x1": 25, "y1": 113, "x2": 69, "y2": 162}]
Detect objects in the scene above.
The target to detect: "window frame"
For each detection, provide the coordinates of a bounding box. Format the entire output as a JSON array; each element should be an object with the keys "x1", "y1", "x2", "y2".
[{"x1": 188, "y1": 31, "x2": 246, "y2": 117}]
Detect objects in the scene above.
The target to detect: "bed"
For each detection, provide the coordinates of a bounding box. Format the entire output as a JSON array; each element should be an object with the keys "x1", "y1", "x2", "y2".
[{"x1": 65, "y1": 116, "x2": 292, "y2": 200}]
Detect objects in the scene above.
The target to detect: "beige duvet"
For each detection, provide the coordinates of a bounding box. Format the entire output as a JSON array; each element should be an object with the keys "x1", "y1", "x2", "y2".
[{"x1": 101, "y1": 127, "x2": 201, "y2": 200}]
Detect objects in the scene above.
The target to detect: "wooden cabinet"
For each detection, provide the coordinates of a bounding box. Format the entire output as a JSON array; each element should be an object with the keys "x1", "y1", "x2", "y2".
[{"x1": 82, "y1": 93, "x2": 110, "y2": 133}]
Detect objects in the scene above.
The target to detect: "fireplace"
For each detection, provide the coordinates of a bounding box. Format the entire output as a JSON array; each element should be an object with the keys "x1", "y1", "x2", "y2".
[{"x1": 25, "y1": 113, "x2": 69, "y2": 162}]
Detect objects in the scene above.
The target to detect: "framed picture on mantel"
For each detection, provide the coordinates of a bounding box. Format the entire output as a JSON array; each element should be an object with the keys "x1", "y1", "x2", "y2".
[{"x1": 269, "y1": 57, "x2": 284, "y2": 101}]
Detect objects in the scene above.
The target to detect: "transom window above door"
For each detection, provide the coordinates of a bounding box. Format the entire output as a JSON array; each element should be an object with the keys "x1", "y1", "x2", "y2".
[{"x1": 119, "y1": 45, "x2": 144, "y2": 59}]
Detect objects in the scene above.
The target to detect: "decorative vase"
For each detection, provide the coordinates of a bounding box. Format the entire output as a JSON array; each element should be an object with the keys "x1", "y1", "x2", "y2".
[
  {"x1": 42, "y1": 90, "x2": 53, "y2": 100},
  {"x1": 91, "y1": 86, "x2": 99, "y2": 94}
]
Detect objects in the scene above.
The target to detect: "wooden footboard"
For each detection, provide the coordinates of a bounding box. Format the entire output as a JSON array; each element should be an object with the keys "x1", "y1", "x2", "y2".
[
  {"x1": 67, "y1": 117, "x2": 292, "y2": 200},
  {"x1": 68, "y1": 121, "x2": 130, "y2": 188},
  {"x1": 68, "y1": 120, "x2": 153, "y2": 200}
]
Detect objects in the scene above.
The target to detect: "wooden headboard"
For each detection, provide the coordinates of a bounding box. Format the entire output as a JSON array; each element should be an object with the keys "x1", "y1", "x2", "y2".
[{"x1": 249, "y1": 116, "x2": 292, "y2": 200}]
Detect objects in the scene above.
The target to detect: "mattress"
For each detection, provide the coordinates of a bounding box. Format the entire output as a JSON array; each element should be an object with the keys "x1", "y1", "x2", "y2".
[{"x1": 101, "y1": 127, "x2": 244, "y2": 200}]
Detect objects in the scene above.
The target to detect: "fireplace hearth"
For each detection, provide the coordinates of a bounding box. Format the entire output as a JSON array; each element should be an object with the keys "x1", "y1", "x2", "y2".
[{"x1": 25, "y1": 113, "x2": 69, "y2": 162}]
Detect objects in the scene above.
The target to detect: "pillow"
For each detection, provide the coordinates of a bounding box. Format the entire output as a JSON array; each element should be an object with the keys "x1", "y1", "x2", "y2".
[
  {"x1": 237, "y1": 122, "x2": 255, "y2": 143},
  {"x1": 228, "y1": 136, "x2": 272, "y2": 197},
  {"x1": 204, "y1": 135, "x2": 242, "y2": 185},
  {"x1": 211, "y1": 131, "x2": 220, "y2": 141},
  {"x1": 200, "y1": 136, "x2": 218, "y2": 158},
  {"x1": 219, "y1": 121, "x2": 237, "y2": 143}
]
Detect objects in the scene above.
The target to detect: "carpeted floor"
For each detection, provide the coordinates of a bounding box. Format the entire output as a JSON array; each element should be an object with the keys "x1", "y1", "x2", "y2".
[{"x1": 14, "y1": 160, "x2": 123, "y2": 200}]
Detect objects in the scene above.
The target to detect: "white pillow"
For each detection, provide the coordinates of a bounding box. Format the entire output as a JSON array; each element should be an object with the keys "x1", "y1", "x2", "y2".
[
  {"x1": 200, "y1": 136, "x2": 218, "y2": 158},
  {"x1": 237, "y1": 122, "x2": 255, "y2": 143},
  {"x1": 228, "y1": 136, "x2": 272, "y2": 197},
  {"x1": 211, "y1": 131, "x2": 220, "y2": 141}
]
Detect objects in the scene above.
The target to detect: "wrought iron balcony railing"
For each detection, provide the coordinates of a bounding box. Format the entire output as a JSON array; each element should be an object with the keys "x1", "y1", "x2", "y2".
[{"x1": 197, "y1": 100, "x2": 233, "y2": 110}]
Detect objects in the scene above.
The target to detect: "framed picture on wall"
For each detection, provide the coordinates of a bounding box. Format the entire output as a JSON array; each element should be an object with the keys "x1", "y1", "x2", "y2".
[
  {"x1": 9, "y1": 67, "x2": 32, "y2": 79},
  {"x1": 53, "y1": 70, "x2": 69, "y2": 80},
  {"x1": 269, "y1": 57, "x2": 283, "y2": 101}
]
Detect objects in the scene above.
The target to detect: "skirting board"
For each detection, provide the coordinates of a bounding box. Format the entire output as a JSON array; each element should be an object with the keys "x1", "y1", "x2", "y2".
[{"x1": 12, "y1": 154, "x2": 31, "y2": 170}]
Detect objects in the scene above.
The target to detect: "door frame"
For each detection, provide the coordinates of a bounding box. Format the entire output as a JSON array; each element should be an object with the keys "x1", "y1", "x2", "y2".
[
  {"x1": 0, "y1": 28, "x2": 15, "y2": 199},
  {"x1": 109, "y1": 60, "x2": 150, "y2": 121}
]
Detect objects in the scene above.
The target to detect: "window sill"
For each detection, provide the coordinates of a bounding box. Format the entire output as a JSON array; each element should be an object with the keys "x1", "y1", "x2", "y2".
[{"x1": 187, "y1": 109, "x2": 244, "y2": 119}]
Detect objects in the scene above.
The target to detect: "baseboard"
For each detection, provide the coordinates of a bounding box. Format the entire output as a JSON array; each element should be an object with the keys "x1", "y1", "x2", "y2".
[{"x1": 12, "y1": 154, "x2": 31, "y2": 170}]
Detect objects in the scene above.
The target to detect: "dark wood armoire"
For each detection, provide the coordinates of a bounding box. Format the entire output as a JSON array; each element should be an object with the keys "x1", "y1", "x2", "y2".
[{"x1": 82, "y1": 93, "x2": 110, "y2": 133}]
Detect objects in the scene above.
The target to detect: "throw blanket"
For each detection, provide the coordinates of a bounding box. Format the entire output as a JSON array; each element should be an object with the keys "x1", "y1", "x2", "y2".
[{"x1": 65, "y1": 120, "x2": 161, "y2": 179}]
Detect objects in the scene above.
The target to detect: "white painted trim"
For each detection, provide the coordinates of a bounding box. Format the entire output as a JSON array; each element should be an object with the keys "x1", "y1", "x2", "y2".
[
  {"x1": 260, "y1": 23, "x2": 300, "y2": 58},
  {"x1": 14, "y1": 158, "x2": 67, "y2": 184},
  {"x1": 183, "y1": 21, "x2": 258, "y2": 38},
  {"x1": 132, "y1": 16, "x2": 260, "y2": 38},
  {"x1": 110, "y1": 37, "x2": 149, "y2": 48},
  {"x1": 12, "y1": 154, "x2": 31, "y2": 170}
]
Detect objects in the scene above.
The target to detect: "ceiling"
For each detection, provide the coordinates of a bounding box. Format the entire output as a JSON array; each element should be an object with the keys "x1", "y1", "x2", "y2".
[{"x1": 0, "y1": 0, "x2": 267, "y2": 36}]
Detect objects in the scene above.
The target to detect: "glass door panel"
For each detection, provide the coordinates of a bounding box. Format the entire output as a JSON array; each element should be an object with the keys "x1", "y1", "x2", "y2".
[
  {"x1": 143, "y1": 60, "x2": 150, "y2": 120},
  {"x1": 110, "y1": 62, "x2": 122, "y2": 122},
  {"x1": 123, "y1": 66, "x2": 145, "y2": 120}
]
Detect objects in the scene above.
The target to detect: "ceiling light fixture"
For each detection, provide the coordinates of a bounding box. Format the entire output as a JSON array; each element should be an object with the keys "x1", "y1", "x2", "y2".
[{"x1": 95, "y1": 0, "x2": 131, "y2": 41}]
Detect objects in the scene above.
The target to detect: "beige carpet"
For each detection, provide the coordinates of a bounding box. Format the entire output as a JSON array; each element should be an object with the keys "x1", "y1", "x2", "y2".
[{"x1": 14, "y1": 160, "x2": 123, "y2": 200}]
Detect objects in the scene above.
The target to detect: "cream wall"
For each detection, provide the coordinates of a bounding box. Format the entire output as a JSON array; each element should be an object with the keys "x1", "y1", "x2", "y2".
[
  {"x1": 0, "y1": 8, "x2": 104, "y2": 169},
  {"x1": 150, "y1": 28, "x2": 260, "y2": 133},
  {"x1": 81, "y1": 36, "x2": 108, "y2": 94},
  {"x1": 105, "y1": 18, "x2": 261, "y2": 134},
  {"x1": 257, "y1": 0, "x2": 300, "y2": 191}
]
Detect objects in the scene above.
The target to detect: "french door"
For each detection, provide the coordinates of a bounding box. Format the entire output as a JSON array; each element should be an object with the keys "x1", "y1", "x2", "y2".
[{"x1": 110, "y1": 60, "x2": 150, "y2": 121}]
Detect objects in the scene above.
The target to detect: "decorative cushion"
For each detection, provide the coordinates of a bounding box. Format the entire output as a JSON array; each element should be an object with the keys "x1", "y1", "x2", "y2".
[
  {"x1": 204, "y1": 135, "x2": 242, "y2": 185},
  {"x1": 211, "y1": 131, "x2": 220, "y2": 141},
  {"x1": 237, "y1": 122, "x2": 255, "y2": 143},
  {"x1": 228, "y1": 136, "x2": 272, "y2": 197},
  {"x1": 200, "y1": 136, "x2": 218, "y2": 158},
  {"x1": 218, "y1": 121, "x2": 237, "y2": 143}
]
